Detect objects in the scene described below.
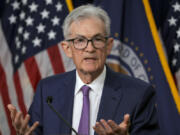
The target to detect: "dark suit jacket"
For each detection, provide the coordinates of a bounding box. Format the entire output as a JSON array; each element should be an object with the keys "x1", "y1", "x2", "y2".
[{"x1": 29, "y1": 67, "x2": 159, "y2": 135}]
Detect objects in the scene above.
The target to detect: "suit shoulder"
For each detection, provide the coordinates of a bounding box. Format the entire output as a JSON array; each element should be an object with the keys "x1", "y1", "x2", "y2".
[
  {"x1": 39, "y1": 69, "x2": 75, "y2": 85},
  {"x1": 107, "y1": 68, "x2": 155, "y2": 94}
]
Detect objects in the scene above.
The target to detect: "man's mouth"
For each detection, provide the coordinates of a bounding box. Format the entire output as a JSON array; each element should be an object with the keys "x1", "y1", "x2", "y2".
[{"x1": 84, "y1": 57, "x2": 97, "y2": 62}]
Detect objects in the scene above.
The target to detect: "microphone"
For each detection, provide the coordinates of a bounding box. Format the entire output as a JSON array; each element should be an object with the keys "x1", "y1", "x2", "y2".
[{"x1": 46, "y1": 96, "x2": 78, "y2": 135}]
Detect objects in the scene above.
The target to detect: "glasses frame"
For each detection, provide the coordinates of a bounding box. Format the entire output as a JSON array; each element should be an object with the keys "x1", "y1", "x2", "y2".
[{"x1": 66, "y1": 35, "x2": 109, "y2": 50}]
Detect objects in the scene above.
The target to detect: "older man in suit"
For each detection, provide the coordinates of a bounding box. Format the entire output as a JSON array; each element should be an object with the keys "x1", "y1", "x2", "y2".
[{"x1": 8, "y1": 4, "x2": 159, "y2": 135}]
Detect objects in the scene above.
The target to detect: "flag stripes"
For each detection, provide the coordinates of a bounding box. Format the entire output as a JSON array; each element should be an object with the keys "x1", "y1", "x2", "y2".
[
  {"x1": 13, "y1": 72, "x2": 27, "y2": 116},
  {"x1": 47, "y1": 44, "x2": 65, "y2": 74},
  {"x1": 0, "y1": 96, "x2": 10, "y2": 135},
  {"x1": 24, "y1": 57, "x2": 42, "y2": 91},
  {"x1": 0, "y1": 63, "x2": 16, "y2": 135},
  {"x1": 35, "y1": 50, "x2": 54, "y2": 79}
]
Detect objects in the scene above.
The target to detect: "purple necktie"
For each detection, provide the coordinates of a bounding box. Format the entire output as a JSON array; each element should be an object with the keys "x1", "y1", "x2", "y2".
[{"x1": 78, "y1": 85, "x2": 90, "y2": 135}]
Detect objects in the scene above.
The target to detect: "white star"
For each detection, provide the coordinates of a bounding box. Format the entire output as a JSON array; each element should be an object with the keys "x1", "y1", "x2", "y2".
[
  {"x1": 22, "y1": 46, "x2": 27, "y2": 54},
  {"x1": 25, "y1": 16, "x2": 34, "y2": 26},
  {"x1": 15, "y1": 55, "x2": 19, "y2": 63},
  {"x1": 23, "y1": 31, "x2": 30, "y2": 40},
  {"x1": 172, "y1": 2, "x2": 180, "y2": 12},
  {"x1": 18, "y1": 26, "x2": 23, "y2": 34},
  {"x1": 15, "y1": 36, "x2": 21, "y2": 49},
  {"x1": 48, "y1": 30, "x2": 56, "y2": 40},
  {"x1": 56, "y1": 2, "x2": 63, "y2": 11},
  {"x1": 29, "y1": 2, "x2": 38, "y2": 12},
  {"x1": 8, "y1": 14, "x2": 16, "y2": 24},
  {"x1": 19, "y1": 11, "x2": 26, "y2": 20},
  {"x1": 168, "y1": 16, "x2": 177, "y2": 26},
  {"x1": 16, "y1": 41, "x2": 21, "y2": 49},
  {"x1": 172, "y1": 58, "x2": 177, "y2": 66},
  {"x1": 15, "y1": 36, "x2": 19, "y2": 43},
  {"x1": 36, "y1": 23, "x2": 45, "y2": 33},
  {"x1": 11, "y1": 1, "x2": 20, "y2": 10},
  {"x1": 40, "y1": 9, "x2": 50, "y2": 19},
  {"x1": 32, "y1": 37, "x2": 42, "y2": 47},
  {"x1": 174, "y1": 43, "x2": 180, "y2": 52},
  {"x1": 22, "y1": 0, "x2": 27, "y2": 5},
  {"x1": 45, "y1": 0, "x2": 53, "y2": 5},
  {"x1": 177, "y1": 27, "x2": 180, "y2": 38},
  {"x1": 51, "y1": 16, "x2": 60, "y2": 26}
]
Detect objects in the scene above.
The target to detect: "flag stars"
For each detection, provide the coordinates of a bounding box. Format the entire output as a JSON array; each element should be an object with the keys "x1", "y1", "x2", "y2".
[
  {"x1": 48, "y1": 30, "x2": 56, "y2": 40},
  {"x1": 41, "y1": 9, "x2": 50, "y2": 19},
  {"x1": 11, "y1": 1, "x2": 20, "y2": 10},
  {"x1": 172, "y1": 58, "x2": 177, "y2": 66},
  {"x1": 23, "y1": 31, "x2": 30, "y2": 40},
  {"x1": 32, "y1": 37, "x2": 42, "y2": 47},
  {"x1": 25, "y1": 16, "x2": 34, "y2": 26},
  {"x1": 51, "y1": 16, "x2": 60, "y2": 26},
  {"x1": 168, "y1": 16, "x2": 177, "y2": 26},
  {"x1": 45, "y1": 0, "x2": 53, "y2": 5},
  {"x1": 18, "y1": 26, "x2": 23, "y2": 34},
  {"x1": 29, "y1": 2, "x2": 38, "y2": 12},
  {"x1": 174, "y1": 43, "x2": 180, "y2": 52},
  {"x1": 21, "y1": 46, "x2": 27, "y2": 54},
  {"x1": 22, "y1": 0, "x2": 27, "y2": 5},
  {"x1": 16, "y1": 41, "x2": 21, "y2": 49},
  {"x1": 36, "y1": 23, "x2": 45, "y2": 33},
  {"x1": 9, "y1": 14, "x2": 16, "y2": 24},
  {"x1": 56, "y1": 2, "x2": 63, "y2": 11},
  {"x1": 172, "y1": 2, "x2": 180, "y2": 12},
  {"x1": 15, "y1": 37, "x2": 21, "y2": 49},
  {"x1": 14, "y1": 55, "x2": 19, "y2": 64},
  {"x1": 176, "y1": 27, "x2": 180, "y2": 38},
  {"x1": 19, "y1": 11, "x2": 26, "y2": 20}
]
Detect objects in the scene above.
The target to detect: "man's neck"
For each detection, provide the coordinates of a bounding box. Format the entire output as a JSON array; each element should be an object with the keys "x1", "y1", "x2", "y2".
[{"x1": 77, "y1": 67, "x2": 104, "y2": 84}]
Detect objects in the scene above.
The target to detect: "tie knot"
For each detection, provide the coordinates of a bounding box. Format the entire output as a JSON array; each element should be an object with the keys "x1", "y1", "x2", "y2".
[{"x1": 81, "y1": 85, "x2": 90, "y2": 96}]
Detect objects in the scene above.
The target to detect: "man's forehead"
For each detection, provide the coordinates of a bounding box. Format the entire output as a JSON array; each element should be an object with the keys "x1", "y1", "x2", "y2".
[
  {"x1": 69, "y1": 25, "x2": 106, "y2": 38},
  {"x1": 68, "y1": 33, "x2": 106, "y2": 38}
]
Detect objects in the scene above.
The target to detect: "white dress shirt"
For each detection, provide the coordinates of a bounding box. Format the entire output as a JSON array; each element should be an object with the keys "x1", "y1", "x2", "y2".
[{"x1": 72, "y1": 66, "x2": 106, "y2": 135}]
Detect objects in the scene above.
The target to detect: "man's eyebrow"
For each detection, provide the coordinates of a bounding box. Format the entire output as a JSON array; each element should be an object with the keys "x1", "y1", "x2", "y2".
[
  {"x1": 75, "y1": 33, "x2": 105, "y2": 38},
  {"x1": 93, "y1": 33, "x2": 104, "y2": 37}
]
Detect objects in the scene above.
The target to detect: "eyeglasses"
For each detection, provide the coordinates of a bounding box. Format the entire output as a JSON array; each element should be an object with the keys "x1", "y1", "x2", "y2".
[{"x1": 66, "y1": 35, "x2": 108, "y2": 50}]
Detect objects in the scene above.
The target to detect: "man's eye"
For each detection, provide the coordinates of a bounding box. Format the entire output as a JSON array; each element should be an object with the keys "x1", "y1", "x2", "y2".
[
  {"x1": 76, "y1": 38, "x2": 85, "y2": 42},
  {"x1": 94, "y1": 37, "x2": 104, "y2": 42}
]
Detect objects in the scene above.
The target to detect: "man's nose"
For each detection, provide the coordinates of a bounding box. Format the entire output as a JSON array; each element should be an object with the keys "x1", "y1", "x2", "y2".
[{"x1": 85, "y1": 40, "x2": 95, "y2": 51}]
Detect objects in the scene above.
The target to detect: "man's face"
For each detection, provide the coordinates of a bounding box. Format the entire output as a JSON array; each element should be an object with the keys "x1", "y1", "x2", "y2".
[{"x1": 62, "y1": 17, "x2": 113, "y2": 76}]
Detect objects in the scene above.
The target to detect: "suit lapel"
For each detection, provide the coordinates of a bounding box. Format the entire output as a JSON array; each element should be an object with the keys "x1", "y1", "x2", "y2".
[
  {"x1": 57, "y1": 70, "x2": 76, "y2": 134},
  {"x1": 96, "y1": 67, "x2": 123, "y2": 121}
]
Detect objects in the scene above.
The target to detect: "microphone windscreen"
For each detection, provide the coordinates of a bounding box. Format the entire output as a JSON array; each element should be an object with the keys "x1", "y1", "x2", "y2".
[{"x1": 46, "y1": 96, "x2": 53, "y2": 104}]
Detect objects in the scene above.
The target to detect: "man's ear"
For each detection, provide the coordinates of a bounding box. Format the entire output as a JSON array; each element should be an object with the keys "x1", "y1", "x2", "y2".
[
  {"x1": 106, "y1": 38, "x2": 114, "y2": 55},
  {"x1": 61, "y1": 41, "x2": 73, "y2": 58}
]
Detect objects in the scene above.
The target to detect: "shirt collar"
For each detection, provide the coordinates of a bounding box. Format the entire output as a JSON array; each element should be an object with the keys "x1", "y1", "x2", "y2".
[{"x1": 75, "y1": 66, "x2": 106, "y2": 95}]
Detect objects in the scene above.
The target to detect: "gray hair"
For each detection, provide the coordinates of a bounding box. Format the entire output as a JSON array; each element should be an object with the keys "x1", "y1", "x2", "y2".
[{"x1": 62, "y1": 4, "x2": 111, "y2": 39}]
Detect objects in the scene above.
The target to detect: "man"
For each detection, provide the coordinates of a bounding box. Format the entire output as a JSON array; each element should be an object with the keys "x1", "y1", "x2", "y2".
[{"x1": 7, "y1": 4, "x2": 159, "y2": 135}]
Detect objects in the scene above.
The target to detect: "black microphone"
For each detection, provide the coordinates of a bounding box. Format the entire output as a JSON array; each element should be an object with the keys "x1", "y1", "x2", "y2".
[{"x1": 46, "y1": 96, "x2": 78, "y2": 135}]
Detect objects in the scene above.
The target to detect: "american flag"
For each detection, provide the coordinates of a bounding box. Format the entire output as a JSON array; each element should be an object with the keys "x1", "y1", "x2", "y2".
[
  {"x1": 0, "y1": 0, "x2": 75, "y2": 134},
  {"x1": 161, "y1": 0, "x2": 180, "y2": 92}
]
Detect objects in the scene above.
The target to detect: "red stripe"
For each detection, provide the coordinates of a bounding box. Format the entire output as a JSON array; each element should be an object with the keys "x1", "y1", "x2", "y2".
[
  {"x1": 0, "y1": 63, "x2": 16, "y2": 135},
  {"x1": 24, "y1": 57, "x2": 41, "y2": 91},
  {"x1": 13, "y1": 71, "x2": 27, "y2": 116},
  {"x1": 47, "y1": 45, "x2": 65, "y2": 74}
]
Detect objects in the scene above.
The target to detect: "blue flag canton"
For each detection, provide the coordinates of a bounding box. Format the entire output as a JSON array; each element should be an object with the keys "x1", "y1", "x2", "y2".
[
  {"x1": 2, "y1": 0, "x2": 69, "y2": 72},
  {"x1": 163, "y1": 0, "x2": 180, "y2": 73}
]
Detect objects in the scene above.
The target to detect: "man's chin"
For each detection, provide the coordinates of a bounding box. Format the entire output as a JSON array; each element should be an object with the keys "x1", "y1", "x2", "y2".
[{"x1": 80, "y1": 67, "x2": 102, "y2": 75}]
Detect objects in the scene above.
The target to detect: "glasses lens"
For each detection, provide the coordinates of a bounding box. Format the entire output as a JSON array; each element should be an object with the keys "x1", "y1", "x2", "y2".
[
  {"x1": 74, "y1": 37, "x2": 87, "y2": 49},
  {"x1": 93, "y1": 37, "x2": 107, "y2": 48}
]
